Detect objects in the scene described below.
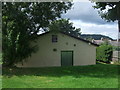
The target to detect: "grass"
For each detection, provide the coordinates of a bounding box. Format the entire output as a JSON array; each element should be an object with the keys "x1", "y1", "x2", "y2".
[{"x1": 2, "y1": 64, "x2": 119, "y2": 88}]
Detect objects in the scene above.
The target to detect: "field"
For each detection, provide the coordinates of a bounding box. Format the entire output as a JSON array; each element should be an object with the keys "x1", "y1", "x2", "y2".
[{"x1": 2, "y1": 64, "x2": 119, "y2": 88}]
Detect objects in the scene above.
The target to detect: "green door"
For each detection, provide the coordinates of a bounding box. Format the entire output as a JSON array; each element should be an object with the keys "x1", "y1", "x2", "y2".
[{"x1": 61, "y1": 51, "x2": 73, "y2": 66}]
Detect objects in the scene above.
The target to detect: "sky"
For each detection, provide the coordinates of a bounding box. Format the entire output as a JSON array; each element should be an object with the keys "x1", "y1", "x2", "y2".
[{"x1": 62, "y1": 1, "x2": 118, "y2": 39}]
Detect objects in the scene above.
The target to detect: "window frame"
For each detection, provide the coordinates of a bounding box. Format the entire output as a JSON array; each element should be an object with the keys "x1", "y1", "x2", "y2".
[{"x1": 52, "y1": 35, "x2": 58, "y2": 43}]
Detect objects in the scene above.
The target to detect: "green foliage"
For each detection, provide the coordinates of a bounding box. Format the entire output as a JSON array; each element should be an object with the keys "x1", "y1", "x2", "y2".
[
  {"x1": 94, "y1": 2, "x2": 120, "y2": 22},
  {"x1": 96, "y1": 43, "x2": 113, "y2": 63},
  {"x1": 0, "y1": 31, "x2": 1, "y2": 52},
  {"x1": 113, "y1": 46, "x2": 120, "y2": 51},
  {"x1": 0, "y1": 53, "x2": 2, "y2": 64},
  {"x1": 49, "y1": 19, "x2": 81, "y2": 37},
  {"x1": 2, "y1": 2, "x2": 72, "y2": 67},
  {"x1": 93, "y1": 2, "x2": 120, "y2": 38}
]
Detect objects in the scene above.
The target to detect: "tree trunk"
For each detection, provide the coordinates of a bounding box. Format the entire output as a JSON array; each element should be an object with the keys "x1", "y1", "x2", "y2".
[
  {"x1": 117, "y1": 2, "x2": 120, "y2": 62},
  {"x1": 118, "y1": 21, "x2": 120, "y2": 62},
  {"x1": 118, "y1": 20, "x2": 120, "y2": 32}
]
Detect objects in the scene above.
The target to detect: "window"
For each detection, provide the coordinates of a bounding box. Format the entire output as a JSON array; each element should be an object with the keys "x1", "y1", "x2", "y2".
[{"x1": 52, "y1": 35, "x2": 57, "y2": 42}]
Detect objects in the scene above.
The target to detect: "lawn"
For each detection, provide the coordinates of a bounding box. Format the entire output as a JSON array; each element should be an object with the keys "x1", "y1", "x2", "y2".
[{"x1": 2, "y1": 64, "x2": 119, "y2": 88}]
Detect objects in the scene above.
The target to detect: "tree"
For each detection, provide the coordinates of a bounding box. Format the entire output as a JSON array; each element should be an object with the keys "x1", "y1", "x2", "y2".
[
  {"x1": 93, "y1": 2, "x2": 120, "y2": 62},
  {"x1": 85, "y1": 36, "x2": 93, "y2": 42},
  {"x1": 49, "y1": 19, "x2": 81, "y2": 37},
  {"x1": 2, "y1": 2, "x2": 72, "y2": 67},
  {"x1": 93, "y1": 2, "x2": 120, "y2": 32},
  {"x1": 96, "y1": 42, "x2": 113, "y2": 63}
]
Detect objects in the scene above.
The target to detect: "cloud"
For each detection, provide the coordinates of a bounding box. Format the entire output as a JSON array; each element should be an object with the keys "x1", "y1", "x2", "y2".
[
  {"x1": 61, "y1": 1, "x2": 118, "y2": 39},
  {"x1": 70, "y1": 20, "x2": 118, "y2": 39},
  {"x1": 62, "y1": 2, "x2": 116, "y2": 25}
]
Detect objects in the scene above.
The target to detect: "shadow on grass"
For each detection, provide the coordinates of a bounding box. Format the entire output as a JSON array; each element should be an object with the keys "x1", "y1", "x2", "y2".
[{"x1": 2, "y1": 64, "x2": 119, "y2": 79}]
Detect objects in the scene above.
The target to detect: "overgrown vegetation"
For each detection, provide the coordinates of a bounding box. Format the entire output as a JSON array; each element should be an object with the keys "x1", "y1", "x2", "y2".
[{"x1": 96, "y1": 42, "x2": 113, "y2": 63}]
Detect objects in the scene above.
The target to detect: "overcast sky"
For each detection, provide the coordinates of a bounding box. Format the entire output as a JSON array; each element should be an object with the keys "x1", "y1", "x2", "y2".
[{"x1": 62, "y1": 1, "x2": 118, "y2": 39}]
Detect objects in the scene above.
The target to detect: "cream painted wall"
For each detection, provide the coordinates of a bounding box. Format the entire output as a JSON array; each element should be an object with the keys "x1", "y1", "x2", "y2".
[{"x1": 17, "y1": 32, "x2": 97, "y2": 67}]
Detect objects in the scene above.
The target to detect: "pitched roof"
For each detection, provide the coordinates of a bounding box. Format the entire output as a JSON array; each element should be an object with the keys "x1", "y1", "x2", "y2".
[{"x1": 38, "y1": 32, "x2": 99, "y2": 47}]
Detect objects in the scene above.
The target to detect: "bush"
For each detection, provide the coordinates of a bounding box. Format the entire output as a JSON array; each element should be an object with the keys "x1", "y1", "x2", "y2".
[
  {"x1": 113, "y1": 46, "x2": 120, "y2": 51},
  {"x1": 96, "y1": 43, "x2": 113, "y2": 63}
]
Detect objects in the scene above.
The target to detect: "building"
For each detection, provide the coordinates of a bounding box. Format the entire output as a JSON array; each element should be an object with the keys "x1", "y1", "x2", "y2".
[
  {"x1": 80, "y1": 34, "x2": 114, "y2": 45},
  {"x1": 80, "y1": 34, "x2": 119, "y2": 62},
  {"x1": 17, "y1": 32, "x2": 98, "y2": 67}
]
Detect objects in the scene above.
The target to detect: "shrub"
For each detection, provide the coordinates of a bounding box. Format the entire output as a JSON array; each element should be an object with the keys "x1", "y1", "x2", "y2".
[
  {"x1": 113, "y1": 46, "x2": 120, "y2": 51},
  {"x1": 96, "y1": 43, "x2": 113, "y2": 63}
]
